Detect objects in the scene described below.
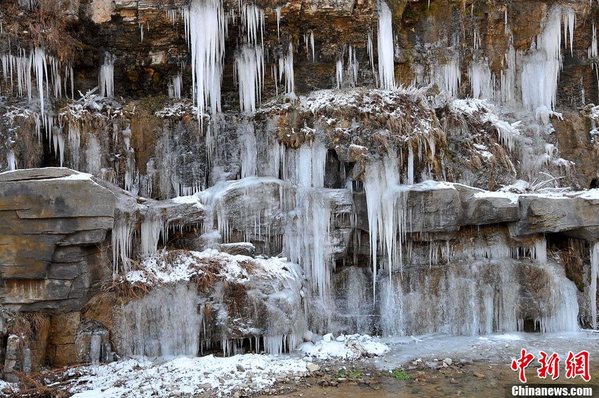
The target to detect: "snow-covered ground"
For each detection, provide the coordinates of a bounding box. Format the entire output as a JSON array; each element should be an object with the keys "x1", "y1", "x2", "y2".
[
  {"x1": 67, "y1": 354, "x2": 308, "y2": 398},
  {"x1": 63, "y1": 334, "x2": 389, "y2": 398}
]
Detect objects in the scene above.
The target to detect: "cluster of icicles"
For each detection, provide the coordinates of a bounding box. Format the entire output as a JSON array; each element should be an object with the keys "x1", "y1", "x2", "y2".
[{"x1": 2, "y1": 1, "x2": 587, "y2": 173}]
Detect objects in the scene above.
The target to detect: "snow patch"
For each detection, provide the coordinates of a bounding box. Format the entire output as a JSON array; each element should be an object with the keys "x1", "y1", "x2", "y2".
[
  {"x1": 300, "y1": 334, "x2": 390, "y2": 360},
  {"x1": 67, "y1": 354, "x2": 308, "y2": 398}
]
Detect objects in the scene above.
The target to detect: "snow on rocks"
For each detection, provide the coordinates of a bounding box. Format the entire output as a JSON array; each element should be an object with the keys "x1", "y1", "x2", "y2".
[
  {"x1": 66, "y1": 354, "x2": 309, "y2": 398},
  {"x1": 125, "y1": 249, "x2": 299, "y2": 286},
  {"x1": 300, "y1": 334, "x2": 390, "y2": 360}
]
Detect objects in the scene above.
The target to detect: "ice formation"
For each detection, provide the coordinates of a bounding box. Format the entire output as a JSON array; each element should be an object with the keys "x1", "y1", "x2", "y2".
[
  {"x1": 379, "y1": 234, "x2": 579, "y2": 336},
  {"x1": 6, "y1": 150, "x2": 16, "y2": 171},
  {"x1": 112, "y1": 218, "x2": 134, "y2": 275},
  {"x1": 184, "y1": 0, "x2": 226, "y2": 119},
  {"x1": 0, "y1": 47, "x2": 73, "y2": 114},
  {"x1": 275, "y1": 7, "x2": 281, "y2": 39},
  {"x1": 434, "y1": 55, "x2": 461, "y2": 96},
  {"x1": 140, "y1": 215, "x2": 163, "y2": 256},
  {"x1": 169, "y1": 74, "x2": 182, "y2": 99},
  {"x1": 279, "y1": 43, "x2": 295, "y2": 94},
  {"x1": 520, "y1": 6, "x2": 573, "y2": 111},
  {"x1": 241, "y1": 4, "x2": 264, "y2": 45},
  {"x1": 99, "y1": 53, "x2": 115, "y2": 98},
  {"x1": 235, "y1": 46, "x2": 264, "y2": 113},
  {"x1": 469, "y1": 60, "x2": 493, "y2": 100},
  {"x1": 114, "y1": 285, "x2": 202, "y2": 357},
  {"x1": 590, "y1": 23, "x2": 598, "y2": 59},
  {"x1": 377, "y1": 1, "x2": 395, "y2": 90},
  {"x1": 336, "y1": 58, "x2": 344, "y2": 89}
]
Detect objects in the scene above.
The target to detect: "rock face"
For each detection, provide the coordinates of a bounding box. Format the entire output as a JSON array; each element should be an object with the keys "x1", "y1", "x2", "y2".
[{"x1": 0, "y1": 168, "x2": 114, "y2": 311}]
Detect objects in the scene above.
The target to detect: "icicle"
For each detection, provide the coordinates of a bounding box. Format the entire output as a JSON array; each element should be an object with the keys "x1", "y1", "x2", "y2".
[
  {"x1": 275, "y1": 7, "x2": 281, "y2": 39},
  {"x1": 140, "y1": 215, "x2": 162, "y2": 256},
  {"x1": 241, "y1": 4, "x2": 264, "y2": 46},
  {"x1": 6, "y1": 150, "x2": 16, "y2": 171},
  {"x1": 235, "y1": 45, "x2": 264, "y2": 113},
  {"x1": 521, "y1": 6, "x2": 574, "y2": 111},
  {"x1": 335, "y1": 58, "x2": 343, "y2": 89},
  {"x1": 99, "y1": 52, "x2": 115, "y2": 98},
  {"x1": 534, "y1": 236, "x2": 547, "y2": 264},
  {"x1": 166, "y1": 9, "x2": 179, "y2": 25},
  {"x1": 169, "y1": 74, "x2": 182, "y2": 99},
  {"x1": 589, "y1": 23, "x2": 598, "y2": 59},
  {"x1": 562, "y1": 7, "x2": 575, "y2": 57},
  {"x1": 347, "y1": 45, "x2": 359, "y2": 87},
  {"x1": 184, "y1": 0, "x2": 226, "y2": 121},
  {"x1": 377, "y1": 0, "x2": 395, "y2": 90},
  {"x1": 280, "y1": 43, "x2": 294, "y2": 95},
  {"x1": 363, "y1": 156, "x2": 400, "y2": 302},
  {"x1": 407, "y1": 146, "x2": 414, "y2": 184},
  {"x1": 310, "y1": 31, "x2": 315, "y2": 62},
  {"x1": 434, "y1": 54, "x2": 460, "y2": 96},
  {"x1": 469, "y1": 60, "x2": 493, "y2": 99},
  {"x1": 112, "y1": 218, "x2": 134, "y2": 276},
  {"x1": 115, "y1": 285, "x2": 202, "y2": 357},
  {"x1": 591, "y1": 243, "x2": 598, "y2": 330}
]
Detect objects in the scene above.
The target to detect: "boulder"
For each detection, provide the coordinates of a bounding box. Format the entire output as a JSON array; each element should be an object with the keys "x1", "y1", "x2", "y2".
[{"x1": 0, "y1": 168, "x2": 115, "y2": 311}]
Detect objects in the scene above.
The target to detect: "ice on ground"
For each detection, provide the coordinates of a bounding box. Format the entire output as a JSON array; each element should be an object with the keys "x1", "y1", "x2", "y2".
[
  {"x1": 300, "y1": 334, "x2": 390, "y2": 360},
  {"x1": 374, "y1": 331, "x2": 599, "y2": 369},
  {"x1": 67, "y1": 354, "x2": 308, "y2": 398}
]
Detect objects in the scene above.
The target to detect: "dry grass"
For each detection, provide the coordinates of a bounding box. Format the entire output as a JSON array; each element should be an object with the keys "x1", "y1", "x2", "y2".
[
  {"x1": 8, "y1": 367, "x2": 76, "y2": 398},
  {"x1": 102, "y1": 278, "x2": 153, "y2": 300}
]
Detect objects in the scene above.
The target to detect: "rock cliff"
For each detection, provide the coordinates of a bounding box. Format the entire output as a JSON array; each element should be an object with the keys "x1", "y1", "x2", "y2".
[{"x1": 0, "y1": 0, "x2": 598, "y2": 382}]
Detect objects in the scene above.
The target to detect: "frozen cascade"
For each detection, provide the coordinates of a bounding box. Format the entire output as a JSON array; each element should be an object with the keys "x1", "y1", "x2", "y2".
[
  {"x1": 235, "y1": 46, "x2": 264, "y2": 113},
  {"x1": 239, "y1": 119, "x2": 257, "y2": 178},
  {"x1": 533, "y1": 237, "x2": 547, "y2": 265},
  {"x1": 86, "y1": 135, "x2": 102, "y2": 176},
  {"x1": 367, "y1": 31, "x2": 377, "y2": 84},
  {"x1": 336, "y1": 267, "x2": 373, "y2": 334},
  {"x1": 6, "y1": 150, "x2": 16, "y2": 171},
  {"x1": 469, "y1": 60, "x2": 493, "y2": 100},
  {"x1": 0, "y1": 47, "x2": 71, "y2": 116},
  {"x1": 335, "y1": 59, "x2": 343, "y2": 89},
  {"x1": 379, "y1": 259, "x2": 579, "y2": 336},
  {"x1": 114, "y1": 284, "x2": 202, "y2": 357},
  {"x1": 112, "y1": 218, "x2": 134, "y2": 276},
  {"x1": 590, "y1": 23, "x2": 598, "y2": 59},
  {"x1": 363, "y1": 156, "x2": 400, "y2": 300},
  {"x1": 169, "y1": 74, "x2": 182, "y2": 99},
  {"x1": 521, "y1": 6, "x2": 574, "y2": 111},
  {"x1": 434, "y1": 54, "x2": 461, "y2": 97},
  {"x1": 377, "y1": 1, "x2": 395, "y2": 90},
  {"x1": 591, "y1": 243, "x2": 599, "y2": 330},
  {"x1": 347, "y1": 45, "x2": 359, "y2": 87},
  {"x1": 290, "y1": 141, "x2": 327, "y2": 188},
  {"x1": 99, "y1": 53, "x2": 115, "y2": 98},
  {"x1": 278, "y1": 43, "x2": 295, "y2": 95},
  {"x1": 184, "y1": 0, "x2": 226, "y2": 120},
  {"x1": 285, "y1": 191, "x2": 333, "y2": 301},
  {"x1": 140, "y1": 216, "x2": 163, "y2": 256},
  {"x1": 241, "y1": 4, "x2": 264, "y2": 46}
]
